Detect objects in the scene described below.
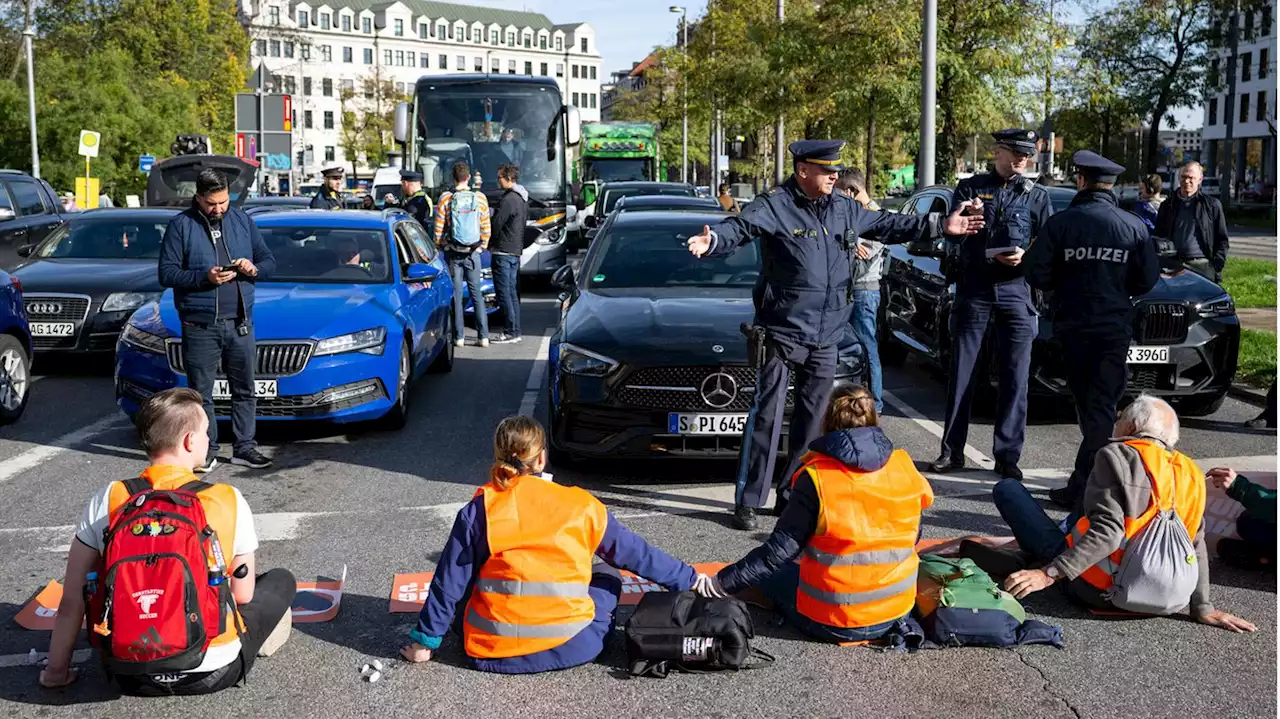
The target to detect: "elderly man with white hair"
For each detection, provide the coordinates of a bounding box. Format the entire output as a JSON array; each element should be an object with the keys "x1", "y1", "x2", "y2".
[{"x1": 987, "y1": 395, "x2": 1255, "y2": 632}]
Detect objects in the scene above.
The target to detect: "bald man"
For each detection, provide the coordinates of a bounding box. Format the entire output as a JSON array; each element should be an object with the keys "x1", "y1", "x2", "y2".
[{"x1": 1153, "y1": 162, "x2": 1230, "y2": 282}]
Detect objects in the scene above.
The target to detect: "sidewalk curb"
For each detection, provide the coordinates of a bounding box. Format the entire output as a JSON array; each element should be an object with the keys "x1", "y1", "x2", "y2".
[{"x1": 1229, "y1": 383, "x2": 1269, "y2": 407}]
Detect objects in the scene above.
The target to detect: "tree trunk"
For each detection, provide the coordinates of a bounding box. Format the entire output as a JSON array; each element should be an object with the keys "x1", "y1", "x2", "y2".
[
  {"x1": 1146, "y1": 106, "x2": 1167, "y2": 174},
  {"x1": 865, "y1": 91, "x2": 876, "y2": 190},
  {"x1": 1102, "y1": 107, "x2": 1112, "y2": 161},
  {"x1": 937, "y1": 71, "x2": 958, "y2": 185}
]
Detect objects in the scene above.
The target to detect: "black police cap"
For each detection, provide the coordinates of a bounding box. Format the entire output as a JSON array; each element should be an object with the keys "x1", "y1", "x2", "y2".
[
  {"x1": 788, "y1": 139, "x2": 847, "y2": 172},
  {"x1": 1071, "y1": 150, "x2": 1125, "y2": 183},
  {"x1": 399, "y1": 170, "x2": 424, "y2": 181},
  {"x1": 992, "y1": 128, "x2": 1038, "y2": 155}
]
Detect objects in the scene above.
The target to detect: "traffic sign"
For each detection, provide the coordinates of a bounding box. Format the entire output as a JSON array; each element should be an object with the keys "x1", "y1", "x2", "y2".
[
  {"x1": 139, "y1": 155, "x2": 155, "y2": 173},
  {"x1": 78, "y1": 130, "x2": 101, "y2": 158}
]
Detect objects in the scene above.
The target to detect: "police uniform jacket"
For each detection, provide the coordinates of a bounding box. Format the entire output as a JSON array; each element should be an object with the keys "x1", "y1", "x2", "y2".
[
  {"x1": 708, "y1": 176, "x2": 946, "y2": 348},
  {"x1": 310, "y1": 188, "x2": 344, "y2": 210},
  {"x1": 399, "y1": 191, "x2": 432, "y2": 228},
  {"x1": 1025, "y1": 190, "x2": 1160, "y2": 335},
  {"x1": 948, "y1": 173, "x2": 1053, "y2": 293}
]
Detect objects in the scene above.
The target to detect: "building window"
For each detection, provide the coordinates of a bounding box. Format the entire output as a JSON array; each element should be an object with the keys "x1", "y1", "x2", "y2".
[
  {"x1": 555, "y1": 63, "x2": 564, "y2": 77},
  {"x1": 474, "y1": 56, "x2": 483, "y2": 72},
  {"x1": 1242, "y1": 51, "x2": 1253, "y2": 81},
  {"x1": 269, "y1": 5, "x2": 280, "y2": 25},
  {"x1": 506, "y1": 32, "x2": 515, "y2": 46},
  {"x1": 284, "y1": 42, "x2": 294, "y2": 59},
  {"x1": 1258, "y1": 90, "x2": 1267, "y2": 121},
  {"x1": 475, "y1": 26, "x2": 483, "y2": 44},
  {"x1": 573, "y1": 65, "x2": 580, "y2": 79},
  {"x1": 342, "y1": 14, "x2": 351, "y2": 32},
  {"x1": 1261, "y1": 48, "x2": 1270, "y2": 79},
  {"x1": 540, "y1": 62, "x2": 547, "y2": 76},
  {"x1": 421, "y1": 53, "x2": 430, "y2": 67},
  {"x1": 395, "y1": 19, "x2": 403, "y2": 36},
  {"x1": 269, "y1": 40, "x2": 281, "y2": 57},
  {"x1": 384, "y1": 49, "x2": 392, "y2": 65},
  {"x1": 1209, "y1": 98, "x2": 1218, "y2": 125},
  {"x1": 396, "y1": 82, "x2": 406, "y2": 94},
  {"x1": 1240, "y1": 92, "x2": 1250, "y2": 123},
  {"x1": 438, "y1": 22, "x2": 447, "y2": 38},
  {"x1": 304, "y1": 110, "x2": 313, "y2": 129},
  {"x1": 281, "y1": 76, "x2": 296, "y2": 95},
  {"x1": 364, "y1": 48, "x2": 373, "y2": 64},
  {"x1": 419, "y1": 22, "x2": 428, "y2": 39},
  {"x1": 456, "y1": 55, "x2": 465, "y2": 70},
  {"x1": 556, "y1": 36, "x2": 563, "y2": 51},
  {"x1": 396, "y1": 50, "x2": 405, "y2": 66},
  {"x1": 363, "y1": 17, "x2": 371, "y2": 34},
  {"x1": 572, "y1": 92, "x2": 579, "y2": 106},
  {"x1": 303, "y1": 77, "x2": 312, "y2": 95},
  {"x1": 323, "y1": 111, "x2": 334, "y2": 129},
  {"x1": 491, "y1": 57, "x2": 500, "y2": 73},
  {"x1": 320, "y1": 45, "x2": 332, "y2": 62},
  {"x1": 256, "y1": 39, "x2": 266, "y2": 56},
  {"x1": 1244, "y1": 10, "x2": 1255, "y2": 40},
  {"x1": 508, "y1": 59, "x2": 516, "y2": 74},
  {"x1": 297, "y1": 9, "x2": 308, "y2": 27},
  {"x1": 341, "y1": 79, "x2": 354, "y2": 93},
  {"x1": 581, "y1": 37, "x2": 588, "y2": 53},
  {"x1": 590, "y1": 93, "x2": 597, "y2": 109},
  {"x1": 540, "y1": 35, "x2": 547, "y2": 50},
  {"x1": 320, "y1": 13, "x2": 330, "y2": 30},
  {"x1": 343, "y1": 46, "x2": 352, "y2": 63},
  {"x1": 301, "y1": 43, "x2": 311, "y2": 61},
  {"x1": 325, "y1": 146, "x2": 335, "y2": 162},
  {"x1": 408, "y1": 52, "x2": 416, "y2": 68},
  {"x1": 524, "y1": 61, "x2": 532, "y2": 75},
  {"x1": 490, "y1": 29, "x2": 498, "y2": 45},
  {"x1": 440, "y1": 54, "x2": 448, "y2": 69},
  {"x1": 523, "y1": 33, "x2": 532, "y2": 48},
  {"x1": 589, "y1": 66, "x2": 597, "y2": 80},
  {"x1": 322, "y1": 78, "x2": 333, "y2": 96}
]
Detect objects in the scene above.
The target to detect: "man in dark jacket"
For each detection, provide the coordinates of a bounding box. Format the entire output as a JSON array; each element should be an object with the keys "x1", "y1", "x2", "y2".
[
  {"x1": 491, "y1": 163, "x2": 527, "y2": 343},
  {"x1": 1153, "y1": 161, "x2": 1229, "y2": 282},
  {"x1": 158, "y1": 169, "x2": 276, "y2": 472},
  {"x1": 686, "y1": 139, "x2": 984, "y2": 529}
]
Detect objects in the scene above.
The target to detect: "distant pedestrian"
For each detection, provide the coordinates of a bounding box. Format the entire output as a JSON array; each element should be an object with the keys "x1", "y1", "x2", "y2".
[
  {"x1": 717, "y1": 184, "x2": 740, "y2": 213},
  {"x1": 491, "y1": 163, "x2": 527, "y2": 344},
  {"x1": 1132, "y1": 174, "x2": 1165, "y2": 233},
  {"x1": 835, "y1": 168, "x2": 886, "y2": 414},
  {"x1": 1153, "y1": 161, "x2": 1229, "y2": 283},
  {"x1": 1246, "y1": 384, "x2": 1276, "y2": 430},
  {"x1": 433, "y1": 161, "x2": 491, "y2": 348},
  {"x1": 360, "y1": 195, "x2": 376, "y2": 210}
]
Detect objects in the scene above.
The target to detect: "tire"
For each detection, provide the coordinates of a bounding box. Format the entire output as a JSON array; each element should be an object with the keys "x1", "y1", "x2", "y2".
[
  {"x1": 0, "y1": 335, "x2": 30, "y2": 425},
  {"x1": 428, "y1": 315, "x2": 455, "y2": 374},
  {"x1": 1175, "y1": 390, "x2": 1228, "y2": 417},
  {"x1": 380, "y1": 340, "x2": 413, "y2": 430}
]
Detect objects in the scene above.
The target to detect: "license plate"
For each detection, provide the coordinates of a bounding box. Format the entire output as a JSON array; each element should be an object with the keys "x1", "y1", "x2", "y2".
[
  {"x1": 213, "y1": 379, "x2": 277, "y2": 400},
  {"x1": 668, "y1": 413, "x2": 748, "y2": 435},
  {"x1": 30, "y1": 322, "x2": 75, "y2": 337},
  {"x1": 1127, "y1": 346, "x2": 1170, "y2": 364}
]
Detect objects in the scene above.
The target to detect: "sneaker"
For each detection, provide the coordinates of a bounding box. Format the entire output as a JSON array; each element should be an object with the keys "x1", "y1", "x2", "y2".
[
  {"x1": 478, "y1": 338, "x2": 490, "y2": 348},
  {"x1": 492, "y1": 333, "x2": 523, "y2": 344},
  {"x1": 454, "y1": 338, "x2": 466, "y2": 348},
  {"x1": 1217, "y1": 538, "x2": 1273, "y2": 571},
  {"x1": 231, "y1": 448, "x2": 272, "y2": 469},
  {"x1": 257, "y1": 608, "x2": 292, "y2": 657},
  {"x1": 195, "y1": 452, "x2": 218, "y2": 474},
  {"x1": 732, "y1": 504, "x2": 759, "y2": 531}
]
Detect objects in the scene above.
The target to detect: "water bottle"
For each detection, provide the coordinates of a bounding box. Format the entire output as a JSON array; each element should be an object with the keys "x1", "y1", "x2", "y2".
[{"x1": 681, "y1": 636, "x2": 720, "y2": 663}]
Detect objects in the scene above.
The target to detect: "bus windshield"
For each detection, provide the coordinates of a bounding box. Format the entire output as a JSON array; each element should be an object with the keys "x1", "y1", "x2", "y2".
[{"x1": 415, "y1": 82, "x2": 564, "y2": 203}]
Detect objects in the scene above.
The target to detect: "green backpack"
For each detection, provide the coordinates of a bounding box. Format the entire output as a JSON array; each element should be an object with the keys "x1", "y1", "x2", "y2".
[{"x1": 915, "y1": 555, "x2": 1042, "y2": 646}]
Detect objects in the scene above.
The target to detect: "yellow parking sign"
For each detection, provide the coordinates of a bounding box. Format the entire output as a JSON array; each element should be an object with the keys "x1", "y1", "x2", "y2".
[{"x1": 75, "y1": 177, "x2": 100, "y2": 209}]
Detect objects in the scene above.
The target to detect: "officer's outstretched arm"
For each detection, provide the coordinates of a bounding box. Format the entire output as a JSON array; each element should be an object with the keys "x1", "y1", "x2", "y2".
[
  {"x1": 1127, "y1": 233, "x2": 1160, "y2": 297},
  {"x1": 702, "y1": 200, "x2": 774, "y2": 257}
]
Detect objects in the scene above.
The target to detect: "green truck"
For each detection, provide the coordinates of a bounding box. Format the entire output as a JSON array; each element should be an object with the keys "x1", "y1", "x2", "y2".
[{"x1": 575, "y1": 122, "x2": 662, "y2": 209}]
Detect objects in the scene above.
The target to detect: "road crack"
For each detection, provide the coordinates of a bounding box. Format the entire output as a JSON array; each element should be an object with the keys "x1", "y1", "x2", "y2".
[{"x1": 1015, "y1": 647, "x2": 1084, "y2": 719}]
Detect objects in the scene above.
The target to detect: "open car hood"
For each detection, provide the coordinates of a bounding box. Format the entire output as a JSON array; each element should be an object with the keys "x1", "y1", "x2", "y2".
[{"x1": 146, "y1": 155, "x2": 257, "y2": 208}]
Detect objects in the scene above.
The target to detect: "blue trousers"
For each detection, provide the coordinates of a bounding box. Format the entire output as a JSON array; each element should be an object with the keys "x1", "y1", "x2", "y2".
[
  {"x1": 760, "y1": 562, "x2": 897, "y2": 643},
  {"x1": 183, "y1": 319, "x2": 257, "y2": 454},
  {"x1": 491, "y1": 254, "x2": 521, "y2": 338},
  {"x1": 851, "y1": 290, "x2": 883, "y2": 413},
  {"x1": 448, "y1": 250, "x2": 488, "y2": 341},
  {"x1": 992, "y1": 479, "x2": 1079, "y2": 562}
]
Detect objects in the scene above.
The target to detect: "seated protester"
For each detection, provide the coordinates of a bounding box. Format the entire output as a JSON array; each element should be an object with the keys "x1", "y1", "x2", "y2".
[
  {"x1": 400, "y1": 416, "x2": 705, "y2": 673},
  {"x1": 39, "y1": 388, "x2": 297, "y2": 694},
  {"x1": 1208, "y1": 466, "x2": 1276, "y2": 570},
  {"x1": 993, "y1": 395, "x2": 1255, "y2": 633},
  {"x1": 698, "y1": 384, "x2": 934, "y2": 643}
]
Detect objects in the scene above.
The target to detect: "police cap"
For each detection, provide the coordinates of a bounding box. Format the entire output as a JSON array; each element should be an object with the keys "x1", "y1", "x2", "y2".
[
  {"x1": 992, "y1": 128, "x2": 1038, "y2": 156},
  {"x1": 789, "y1": 139, "x2": 846, "y2": 172},
  {"x1": 321, "y1": 166, "x2": 345, "y2": 178},
  {"x1": 399, "y1": 169, "x2": 424, "y2": 182},
  {"x1": 1071, "y1": 150, "x2": 1125, "y2": 183}
]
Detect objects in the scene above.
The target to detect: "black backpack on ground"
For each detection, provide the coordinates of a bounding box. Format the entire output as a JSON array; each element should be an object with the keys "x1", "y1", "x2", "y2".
[{"x1": 624, "y1": 591, "x2": 774, "y2": 678}]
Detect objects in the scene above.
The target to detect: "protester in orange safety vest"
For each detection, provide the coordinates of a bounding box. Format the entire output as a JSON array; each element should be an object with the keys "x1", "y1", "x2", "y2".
[
  {"x1": 39, "y1": 388, "x2": 297, "y2": 694},
  {"x1": 401, "y1": 416, "x2": 706, "y2": 673},
  {"x1": 990, "y1": 395, "x2": 1255, "y2": 632},
  {"x1": 696, "y1": 384, "x2": 934, "y2": 643}
]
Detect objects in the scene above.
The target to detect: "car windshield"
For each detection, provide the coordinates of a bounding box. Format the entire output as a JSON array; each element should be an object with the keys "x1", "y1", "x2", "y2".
[
  {"x1": 35, "y1": 217, "x2": 167, "y2": 259},
  {"x1": 602, "y1": 187, "x2": 693, "y2": 213},
  {"x1": 257, "y1": 227, "x2": 392, "y2": 284},
  {"x1": 584, "y1": 159, "x2": 652, "y2": 183},
  {"x1": 587, "y1": 225, "x2": 760, "y2": 289}
]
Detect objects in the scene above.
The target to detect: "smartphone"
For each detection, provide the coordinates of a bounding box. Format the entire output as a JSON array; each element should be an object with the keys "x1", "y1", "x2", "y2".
[{"x1": 217, "y1": 265, "x2": 239, "y2": 273}]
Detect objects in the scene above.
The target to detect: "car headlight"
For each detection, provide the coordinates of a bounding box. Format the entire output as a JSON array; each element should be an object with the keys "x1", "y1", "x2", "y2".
[
  {"x1": 102, "y1": 291, "x2": 161, "y2": 313},
  {"x1": 1196, "y1": 293, "x2": 1235, "y2": 318},
  {"x1": 120, "y1": 324, "x2": 167, "y2": 354},
  {"x1": 535, "y1": 226, "x2": 564, "y2": 245},
  {"x1": 559, "y1": 342, "x2": 618, "y2": 377},
  {"x1": 313, "y1": 327, "x2": 387, "y2": 356}
]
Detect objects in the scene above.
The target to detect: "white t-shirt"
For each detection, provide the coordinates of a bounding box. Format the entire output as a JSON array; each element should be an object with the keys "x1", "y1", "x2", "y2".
[{"x1": 75, "y1": 482, "x2": 260, "y2": 673}]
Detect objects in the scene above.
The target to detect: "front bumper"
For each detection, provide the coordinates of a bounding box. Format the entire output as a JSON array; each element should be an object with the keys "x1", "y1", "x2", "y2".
[
  {"x1": 520, "y1": 240, "x2": 568, "y2": 276},
  {"x1": 25, "y1": 293, "x2": 132, "y2": 354}
]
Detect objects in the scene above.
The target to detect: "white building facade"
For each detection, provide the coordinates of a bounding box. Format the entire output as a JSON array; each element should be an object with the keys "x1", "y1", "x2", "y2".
[
  {"x1": 1202, "y1": 0, "x2": 1276, "y2": 188},
  {"x1": 239, "y1": 0, "x2": 603, "y2": 188}
]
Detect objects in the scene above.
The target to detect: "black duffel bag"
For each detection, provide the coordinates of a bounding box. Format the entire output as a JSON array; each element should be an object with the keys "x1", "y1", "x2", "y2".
[{"x1": 624, "y1": 591, "x2": 774, "y2": 678}]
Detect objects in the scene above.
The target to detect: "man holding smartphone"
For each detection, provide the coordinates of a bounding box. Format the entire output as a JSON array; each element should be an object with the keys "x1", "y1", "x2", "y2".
[{"x1": 159, "y1": 169, "x2": 276, "y2": 472}]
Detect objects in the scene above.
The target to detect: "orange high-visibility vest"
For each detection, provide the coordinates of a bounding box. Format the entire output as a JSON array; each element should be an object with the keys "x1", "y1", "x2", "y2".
[
  {"x1": 1066, "y1": 439, "x2": 1206, "y2": 592},
  {"x1": 464, "y1": 475, "x2": 608, "y2": 659},
  {"x1": 105, "y1": 465, "x2": 244, "y2": 648},
  {"x1": 793, "y1": 449, "x2": 934, "y2": 629}
]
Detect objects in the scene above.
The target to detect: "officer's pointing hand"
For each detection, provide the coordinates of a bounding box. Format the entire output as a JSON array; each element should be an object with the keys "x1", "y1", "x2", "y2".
[
  {"x1": 943, "y1": 202, "x2": 985, "y2": 236},
  {"x1": 687, "y1": 225, "x2": 712, "y2": 258}
]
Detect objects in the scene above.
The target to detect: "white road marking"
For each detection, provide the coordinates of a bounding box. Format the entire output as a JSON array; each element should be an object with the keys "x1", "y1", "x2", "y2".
[
  {"x1": 0, "y1": 415, "x2": 130, "y2": 486},
  {"x1": 0, "y1": 648, "x2": 92, "y2": 669},
  {"x1": 517, "y1": 334, "x2": 553, "y2": 417},
  {"x1": 883, "y1": 389, "x2": 995, "y2": 469}
]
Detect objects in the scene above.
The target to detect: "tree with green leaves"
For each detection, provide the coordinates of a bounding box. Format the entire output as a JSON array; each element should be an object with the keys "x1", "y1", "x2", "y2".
[{"x1": 338, "y1": 74, "x2": 409, "y2": 181}]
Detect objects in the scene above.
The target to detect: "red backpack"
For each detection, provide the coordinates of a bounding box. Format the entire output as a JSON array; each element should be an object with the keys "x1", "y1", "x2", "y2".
[{"x1": 86, "y1": 478, "x2": 241, "y2": 675}]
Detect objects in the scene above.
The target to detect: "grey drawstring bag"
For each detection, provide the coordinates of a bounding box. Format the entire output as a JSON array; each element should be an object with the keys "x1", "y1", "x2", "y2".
[{"x1": 1104, "y1": 484, "x2": 1199, "y2": 615}]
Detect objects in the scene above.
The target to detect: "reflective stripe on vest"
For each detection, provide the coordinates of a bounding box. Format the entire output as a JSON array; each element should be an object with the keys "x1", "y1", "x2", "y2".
[
  {"x1": 464, "y1": 475, "x2": 608, "y2": 660},
  {"x1": 1065, "y1": 439, "x2": 1206, "y2": 592},
  {"x1": 793, "y1": 448, "x2": 932, "y2": 629}
]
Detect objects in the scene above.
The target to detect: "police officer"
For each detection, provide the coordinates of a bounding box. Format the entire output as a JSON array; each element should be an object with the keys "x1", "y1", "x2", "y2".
[
  {"x1": 1025, "y1": 151, "x2": 1159, "y2": 510},
  {"x1": 930, "y1": 129, "x2": 1054, "y2": 481},
  {"x1": 687, "y1": 140, "x2": 985, "y2": 530},
  {"x1": 389, "y1": 170, "x2": 432, "y2": 228},
  {"x1": 310, "y1": 166, "x2": 345, "y2": 209}
]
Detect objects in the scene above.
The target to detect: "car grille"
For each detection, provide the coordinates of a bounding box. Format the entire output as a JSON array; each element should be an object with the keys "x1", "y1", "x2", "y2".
[
  {"x1": 1128, "y1": 367, "x2": 1175, "y2": 392},
  {"x1": 615, "y1": 365, "x2": 793, "y2": 412},
  {"x1": 1136, "y1": 302, "x2": 1189, "y2": 344},
  {"x1": 212, "y1": 379, "x2": 386, "y2": 418},
  {"x1": 166, "y1": 341, "x2": 313, "y2": 378},
  {"x1": 24, "y1": 293, "x2": 91, "y2": 350}
]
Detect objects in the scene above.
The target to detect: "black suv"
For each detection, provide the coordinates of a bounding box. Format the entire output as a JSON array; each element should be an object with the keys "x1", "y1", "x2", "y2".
[{"x1": 0, "y1": 170, "x2": 67, "y2": 271}]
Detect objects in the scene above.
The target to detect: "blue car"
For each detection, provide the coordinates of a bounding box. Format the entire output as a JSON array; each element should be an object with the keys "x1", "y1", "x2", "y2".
[
  {"x1": 115, "y1": 208, "x2": 455, "y2": 428},
  {"x1": 0, "y1": 267, "x2": 32, "y2": 424},
  {"x1": 461, "y1": 249, "x2": 499, "y2": 317}
]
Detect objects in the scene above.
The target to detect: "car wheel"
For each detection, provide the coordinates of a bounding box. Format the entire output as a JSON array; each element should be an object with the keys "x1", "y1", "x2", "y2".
[
  {"x1": 1175, "y1": 390, "x2": 1228, "y2": 417},
  {"x1": 381, "y1": 341, "x2": 413, "y2": 430},
  {"x1": 0, "y1": 336, "x2": 30, "y2": 425},
  {"x1": 428, "y1": 315, "x2": 455, "y2": 374}
]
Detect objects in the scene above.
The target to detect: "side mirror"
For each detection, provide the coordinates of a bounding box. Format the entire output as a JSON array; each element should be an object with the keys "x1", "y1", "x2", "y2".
[
  {"x1": 404, "y1": 262, "x2": 440, "y2": 283},
  {"x1": 16, "y1": 244, "x2": 34, "y2": 258},
  {"x1": 393, "y1": 102, "x2": 410, "y2": 144},
  {"x1": 0, "y1": 208, "x2": 14, "y2": 222},
  {"x1": 906, "y1": 239, "x2": 944, "y2": 259},
  {"x1": 565, "y1": 105, "x2": 581, "y2": 147},
  {"x1": 550, "y1": 264, "x2": 575, "y2": 290}
]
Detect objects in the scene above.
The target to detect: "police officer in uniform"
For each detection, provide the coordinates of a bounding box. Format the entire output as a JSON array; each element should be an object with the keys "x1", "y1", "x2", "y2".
[
  {"x1": 1026, "y1": 151, "x2": 1160, "y2": 510},
  {"x1": 687, "y1": 140, "x2": 985, "y2": 530},
  {"x1": 310, "y1": 166, "x2": 345, "y2": 209},
  {"x1": 388, "y1": 170, "x2": 432, "y2": 227},
  {"x1": 930, "y1": 129, "x2": 1054, "y2": 481}
]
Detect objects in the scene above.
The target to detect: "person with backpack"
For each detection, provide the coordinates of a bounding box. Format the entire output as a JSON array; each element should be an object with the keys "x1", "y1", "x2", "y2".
[
  {"x1": 694, "y1": 384, "x2": 935, "y2": 644},
  {"x1": 399, "y1": 415, "x2": 711, "y2": 673},
  {"x1": 432, "y1": 161, "x2": 491, "y2": 348},
  {"x1": 989, "y1": 395, "x2": 1255, "y2": 632},
  {"x1": 39, "y1": 388, "x2": 297, "y2": 693}
]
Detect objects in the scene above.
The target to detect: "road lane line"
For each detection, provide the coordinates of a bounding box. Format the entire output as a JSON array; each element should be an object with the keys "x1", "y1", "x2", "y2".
[
  {"x1": 517, "y1": 334, "x2": 553, "y2": 417},
  {"x1": 882, "y1": 389, "x2": 995, "y2": 470},
  {"x1": 0, "y1": 415, "x2": 130, "y2": 486},
  {"x1": 0, "y1": 649, "x2": 92, "y2": 669}
]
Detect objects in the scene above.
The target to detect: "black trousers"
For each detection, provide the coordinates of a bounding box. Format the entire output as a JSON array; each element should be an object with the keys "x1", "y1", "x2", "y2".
[
  {"x1": 1061, "y1": 331, "x2": 1130, "y2": 508},
  {"x1": 116, "y1": 569, "x2": 297, "y2": 696},
  {"x1": 183, "y1": 319, "x2": 257, "y2": 455}
]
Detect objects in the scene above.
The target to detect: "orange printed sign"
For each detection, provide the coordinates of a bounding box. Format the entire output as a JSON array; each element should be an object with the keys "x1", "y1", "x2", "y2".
[
  {"x1": 15, "y1": 581, "x2": 75, "y2": 631},
  {"x1": 390, "y1": 571, "x2": 435, "y2": 613},
  {"x1": 291, "y1": 565, "x2": 346, "y2": 623}
]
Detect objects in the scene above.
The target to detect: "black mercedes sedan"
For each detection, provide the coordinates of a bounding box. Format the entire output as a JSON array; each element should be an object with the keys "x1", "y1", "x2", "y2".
[
  {"x1": 547, "y1": 209, "x2": 865, "y2": 462},
  {"x1": 881, "y1": 185, "x2": 1239, "y2": 416},
  {"x1": 8, "y1": 208, "x2": 177, "y2": 355}
]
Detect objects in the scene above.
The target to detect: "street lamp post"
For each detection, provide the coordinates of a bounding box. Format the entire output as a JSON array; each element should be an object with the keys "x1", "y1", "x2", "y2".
[
  {"x1": 919, "y1": 0, "x2": 937, "y2": 187},
  {"x1": 670, "y1": 6, "x2": 688, "y2": 184},
  {"x1": 22, "y1": 8, "x2": 39, "y2": 179}
]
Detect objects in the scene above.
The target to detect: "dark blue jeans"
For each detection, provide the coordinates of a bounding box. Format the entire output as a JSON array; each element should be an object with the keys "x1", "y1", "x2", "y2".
[
  {"x1": 448, "y1": 250, "x2": 488, "y2": 341},
  {"x1": 182, "y1": 319, "x2": 257, "y2": 455},
  {"x1": 851, "y1": 289, "x2": 882, "y2": 413},
  {"x1": 491, "y1": 253, "x2": 521, "y2": 338},
  {"x1": 992, "y1": 479, "x2": 1078, "y2": 562},
  {"x1": 759, "y1": 562, "x2": 896, "y2": 643}
]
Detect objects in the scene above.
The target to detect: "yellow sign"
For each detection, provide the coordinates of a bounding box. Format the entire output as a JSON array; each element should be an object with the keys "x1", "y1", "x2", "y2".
[
  {"x1": 78, "y1": 130, "x2": 101, "y2": 158},
  {"x1": 75, "y1": 177, "x2": 100, "y2": 209}
]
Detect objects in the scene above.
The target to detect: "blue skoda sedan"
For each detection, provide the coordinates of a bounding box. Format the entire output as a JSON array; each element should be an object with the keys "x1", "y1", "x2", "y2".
[{"x1": 115, "y1": 208, "x2": 455, "y2": 428}]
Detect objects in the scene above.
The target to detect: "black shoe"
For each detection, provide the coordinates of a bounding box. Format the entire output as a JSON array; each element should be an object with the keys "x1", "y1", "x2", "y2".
[
  {"x1": 957, "y1": 540, "x2": 1031, "y2": 579},
  {"x1": 1217, "y1": 538, "x2": 1273, "y2": 571},
  {"x1": 994, "y1": 463, "x2": 1024, "y2": 482},
  {"x1": 1048, "y1": 487, "x2": 1076, "y2": 509},
  {"x1": 231, "y1": 448, "x2": 272, "y2": 469},
  {"x1": 928, "y1": 453, "x2": 965, "y2": 473},
  {"x1": 491, "y1": 333, "x2": 522, "y2": 344},
  {"x1": 732, "y1": 505, "x2": 759, "y2": 531},
  {"x1": 195, "y1": 451, "x2": 218, "y2": 474}
]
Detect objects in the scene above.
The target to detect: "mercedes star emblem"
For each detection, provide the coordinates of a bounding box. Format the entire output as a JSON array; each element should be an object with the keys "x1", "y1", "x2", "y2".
[
  {"x1": 700, "y1": 371, "x2": 737, "y2": 409},
  {"x1": 712, "y1": 344, "x2": 724, "y2": 353}
]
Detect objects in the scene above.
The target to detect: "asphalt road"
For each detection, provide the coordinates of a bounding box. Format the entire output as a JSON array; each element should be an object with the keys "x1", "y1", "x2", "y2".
[{"x1": 0, "y1": 291, "x2": 1275, "y2": 719}]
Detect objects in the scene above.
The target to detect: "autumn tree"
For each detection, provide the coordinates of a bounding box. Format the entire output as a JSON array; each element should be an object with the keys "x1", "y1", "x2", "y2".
[{"x1": 338, "y1": 74, "x2": 409, "y2": 180}]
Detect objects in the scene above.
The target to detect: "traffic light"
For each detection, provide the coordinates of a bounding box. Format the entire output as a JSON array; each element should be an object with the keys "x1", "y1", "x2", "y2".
[{"x1": 170, "y1": 134, "x2": 211, "y2": 156}]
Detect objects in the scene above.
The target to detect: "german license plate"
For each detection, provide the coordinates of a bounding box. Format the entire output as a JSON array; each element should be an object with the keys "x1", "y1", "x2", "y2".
[
  {"x1": 213, "y1": 379, "x2": 277, "y2": 400},
  {"x1": 1127, "y1": 346, "x2": 1170, "y2": 364},
  {"x1": 30, "y1": 322, "x2": 74, "y2": 337},
  {"x1": 668, "y1": 413, "x2": 748, "y2": 435}
]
